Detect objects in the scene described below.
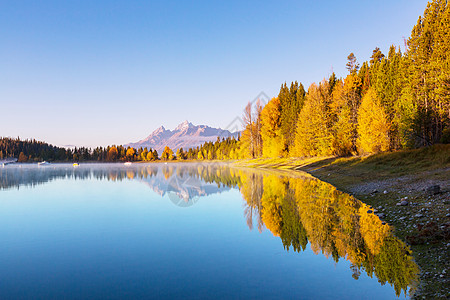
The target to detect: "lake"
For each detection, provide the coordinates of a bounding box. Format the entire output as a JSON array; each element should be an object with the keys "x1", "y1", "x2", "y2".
[{"x1": 0, "y1": 163, "x2": 418, "y2": 299}]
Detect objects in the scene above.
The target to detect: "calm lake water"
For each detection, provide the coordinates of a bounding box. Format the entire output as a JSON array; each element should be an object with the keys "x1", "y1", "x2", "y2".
[{"x1": 0, "y1": 163, "x2": 418, "y2": 299}]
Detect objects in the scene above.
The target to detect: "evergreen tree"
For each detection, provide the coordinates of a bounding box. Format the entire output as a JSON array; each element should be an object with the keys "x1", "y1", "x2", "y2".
[
  {"x1": 370, "y1": 47, "x2": 385, "y2": 65},
  {"x1": 406, "y1": 0, "x2": 450, "y2": 145},
  {"x1": 346, "y1": 53, "x2": 360, "y2": 74},
  {"x1": 279, "y1": 81, "x2": 305, "y2": 152}
]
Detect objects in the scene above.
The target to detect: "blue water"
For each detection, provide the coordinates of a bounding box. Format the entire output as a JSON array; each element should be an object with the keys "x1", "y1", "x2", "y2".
[{"x1": 0, "y1": 163, "x2": 416, "y2": 299}]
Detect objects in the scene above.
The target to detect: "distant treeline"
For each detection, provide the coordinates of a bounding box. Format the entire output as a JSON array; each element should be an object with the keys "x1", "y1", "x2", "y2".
[
  {"x1": 0, "y1": 136, "x2": 240, "y2": 162},
  {"x1": 0, "y1": 137, "x2": 155, "y2": 162},
  {"x1": 0, "y1": 137, "x2": 68, "y2": 162}
]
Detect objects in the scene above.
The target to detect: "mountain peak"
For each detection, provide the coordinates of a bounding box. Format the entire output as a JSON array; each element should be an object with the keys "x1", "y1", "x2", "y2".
[
  {"x1": 174, "y1": 120, "x2": 193, "y2": 131},
  {"x1": 151, "y1": 125, "x2": 166, "y2": 135},
  {"x1": 125, "y1": 121, "x2": 240, "y2": 152}
]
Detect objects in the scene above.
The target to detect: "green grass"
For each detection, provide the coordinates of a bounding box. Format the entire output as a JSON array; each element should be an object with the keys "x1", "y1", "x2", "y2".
[
  {"x1": 234, "y1": 145, "x2": 450, "y2": 187},
  {"x1": 295, "y1": 144, "x2": 448, "y2": 179},
  {"x1": 351, "y1": 144, "x2": 450, "y2": 172}
]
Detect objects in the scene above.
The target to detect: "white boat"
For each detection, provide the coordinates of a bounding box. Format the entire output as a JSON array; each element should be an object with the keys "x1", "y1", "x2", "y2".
[
  {"x1": 124, "y1": 162, "x2": 132, "y2": 166},
  {"x1": 38, "y1": 161, "x2": 50, "y2": 166}
]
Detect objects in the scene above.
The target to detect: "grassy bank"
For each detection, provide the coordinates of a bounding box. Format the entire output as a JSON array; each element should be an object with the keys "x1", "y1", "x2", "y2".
[{"x1": 235, "y1": 144, "x2": 450, "y2": 299}]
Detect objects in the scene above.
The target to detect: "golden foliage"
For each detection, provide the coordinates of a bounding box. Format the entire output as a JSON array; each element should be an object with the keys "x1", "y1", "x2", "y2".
[
  {"x1": 107, "y1": 146, "x2": 119, "y2": 161},
  {"x1": 239, "y1": 124, "x2": 255, "y2": 159},
  {"x1": 329, "y1": 77, "x2": 359, "y2": 156},
  {"x1": 357, "y1": 88, "x2": 391, "y2": 154},
  {"x1": 126, "y1": 148, "x2": 135, "y2": 158},
  {"x1": 161, "y1": 146, "x2": 175, "y2": 161},
  {"x1": 146, "y1": 151, "x2": 155, "y2": 161},
  {"x1": 293, "y1": 82, "x2": 333, "y2": 157},
  {"x1": 260, "y1": 97, "x2": 286, "y2": 157}
]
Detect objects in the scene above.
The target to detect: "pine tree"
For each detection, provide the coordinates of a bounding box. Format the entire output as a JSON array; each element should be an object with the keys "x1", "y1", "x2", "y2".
[
  {"x1": 406, "y1": 0, "x2": 450, "y2": 144},
  {"x1": 279, "y1": 81, "x2": 306, "y2": 152},
  {"x1": 346, "y1": 53, "x2": 360, "y2": 74},
  {"x1": 369, "y1": 47, "x2": 385, "y2": 65},
  {"x1": 358, "y1": 61, "x2": 370, "y2": 97},
  {"x1": 152, "y1": 149, "x2": 159, "y2": 160}
]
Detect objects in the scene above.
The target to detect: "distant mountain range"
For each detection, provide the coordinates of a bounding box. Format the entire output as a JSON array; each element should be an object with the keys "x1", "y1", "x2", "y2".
[{"x1": 124, "y1": 121, "x2": 240, "y2": 151}]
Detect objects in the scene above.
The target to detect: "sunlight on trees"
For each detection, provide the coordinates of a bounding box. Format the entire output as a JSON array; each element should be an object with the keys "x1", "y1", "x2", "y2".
[
  {"x1": 357, "y1": 89, "x2": 390, "y2": 154},
  {"x1": 260, "y1": 97, "x2": 286, "y2": 157},
  {"x1": 293, "y1": 82, "x2": 333, "y2": 157},
  {"x1": 161, "y1": 146, "x2": 175, "y2": 161},
  {"x1": 107, "y1": 146, "x2": 119, "y2": 161}
]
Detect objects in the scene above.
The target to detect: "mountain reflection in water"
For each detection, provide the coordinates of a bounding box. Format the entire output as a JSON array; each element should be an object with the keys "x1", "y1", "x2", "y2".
[{"x1": 0, "y1": 163, "x2": 419, "y2": 297}]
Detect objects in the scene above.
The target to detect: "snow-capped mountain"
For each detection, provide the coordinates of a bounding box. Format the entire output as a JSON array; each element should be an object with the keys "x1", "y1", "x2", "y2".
[{"x1": 125, "y1": 121, "x2": 240, "y2": 151}]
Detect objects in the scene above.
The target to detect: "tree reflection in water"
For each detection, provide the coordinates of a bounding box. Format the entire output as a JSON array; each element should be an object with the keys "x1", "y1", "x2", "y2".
[{"x1": 235, "y1": 168, "x2": 419, "y2": 298}]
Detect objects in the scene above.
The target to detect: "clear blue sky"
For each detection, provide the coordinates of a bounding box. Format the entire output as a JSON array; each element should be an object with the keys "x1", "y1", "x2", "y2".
[{"x1": 0, "y1": 0, "x2": 428, "y2": 148}]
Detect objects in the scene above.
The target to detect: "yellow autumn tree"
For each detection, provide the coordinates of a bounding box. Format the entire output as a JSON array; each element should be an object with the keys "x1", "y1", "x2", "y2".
[
  {"x1": 107, "y1": 146, "x2": 118, "y2": 161},
  {"x1": 126, "y1": 148, "x2": 135, "y2": 160},
  {"x1": 146, "y1": 151, "x2": 155, "y2": 161},
  {"x1": 357, "y1": 88, "x2": 390, "y2": 154},
  {"x1": 161, "y1": 146, "x2": 175, "y2": 160},
  {"x1": 239, "y1": 124, "x2": 255, "y2": 159},
  {"x1": 293, "y1": 82, "x2": 333, "y2": 157},
  {"x1": 260, "y1": 97, "x2": 286, "y2": 157}
]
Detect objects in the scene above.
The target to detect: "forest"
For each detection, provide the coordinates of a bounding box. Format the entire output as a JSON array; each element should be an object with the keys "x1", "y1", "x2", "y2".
[
  {"x1": 238, "y1": 0, "x2": 449, "y2": 159},
  {"x1": 1, "y1": 0, "x2": 448, "y2": 163}
]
